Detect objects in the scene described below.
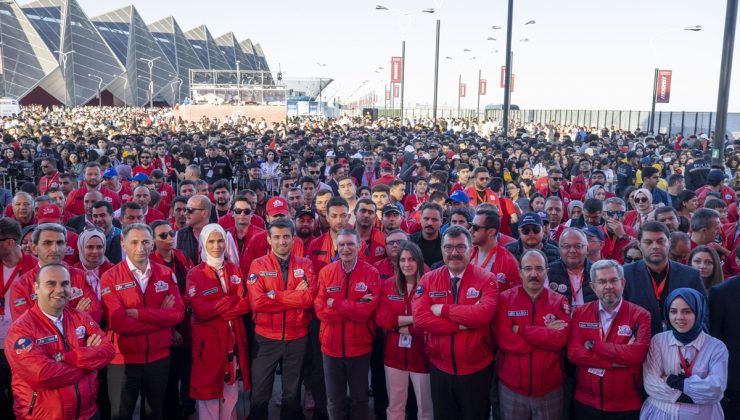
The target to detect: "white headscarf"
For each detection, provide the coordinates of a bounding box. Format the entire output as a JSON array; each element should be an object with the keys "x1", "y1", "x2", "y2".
[
  {"x1": 77, "y1": 228, "x2": 107, "y2": 269},
  {"x1": 199, "y1": 223, "x2": 227, "y2": 269}
]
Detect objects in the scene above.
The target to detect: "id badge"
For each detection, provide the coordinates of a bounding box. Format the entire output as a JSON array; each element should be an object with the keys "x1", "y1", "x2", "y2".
[
  {"x1": 587, "y1": 368, "x2": 606, "y2": 377},
  {"x1": 207, "y1": 170, "x2": 214, "y2": 178},
  {"x1": 398, "y1": 333, "x2": 412, "y2": 348}
]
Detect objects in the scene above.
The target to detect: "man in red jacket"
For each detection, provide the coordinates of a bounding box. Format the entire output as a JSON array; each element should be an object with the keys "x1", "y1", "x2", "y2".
[
  {"x1": 65, "y1": 162, "x2": 121, "y2": 216},
  {"x1": 412, "y1": 225, "x2": 498, "y2": 419},
  {"x1": 469, "y1": 208, "x2": 521, "y2": 292},
  {"x1": 567, "y1": 259, "x2": 651, "y2": 419},
  {"x1": 247, "y1": 219, "x2": 317, "y2": 420},
  {"x1": 5, "y1": 264, "x2": 114, "y2": 419},
  {"x1": 314, "y1": 228, "x2": 381, "y2": 420},
  {"x1": 494, "y1": 249, "x2": 570, "y2": 419},
  {"x1": 100, "y1": 223, "x2": 185, "y2": 420},
  {"x1": 308, "y1": 197, "x2": 351, "y2": 274}
]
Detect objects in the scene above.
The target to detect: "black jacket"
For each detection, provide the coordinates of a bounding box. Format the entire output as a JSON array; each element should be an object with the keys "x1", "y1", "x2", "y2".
[
  {"x1": 176, "y1": 226, "x2": 200, "y2": 265},
  {"x1": 710, "y1": 275, "x2": 740, "y2": 410},
  {"x1": 504, "y1": 239, "x2": 561, "y2": 264},
  {"x1": 546, "y1": 259, "x2": 597, "y2": 306}
]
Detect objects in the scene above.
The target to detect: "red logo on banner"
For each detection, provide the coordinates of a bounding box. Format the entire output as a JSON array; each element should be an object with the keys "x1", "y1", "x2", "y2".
[
  {"x1": 480, "y1": 79, "x2": 487, "y2": 95},
  {"x1": 459, "y1": 83, "x2": 467, "y2": 98},
  {"x1": 393, "y1": 85, "x2": 400, "y2": 97},
  {"x1": 500, "y1": 66, "x2": 506, "y2": 88},
  {"x1": 385, "y1": 90, "x2": 391, "y2": 100},
  {"x1": 657, "y1": 69, "x2": 672, "y2": 103},
  {"x1": 391, "y1": 57, "x2": 402, "y2": 84}
]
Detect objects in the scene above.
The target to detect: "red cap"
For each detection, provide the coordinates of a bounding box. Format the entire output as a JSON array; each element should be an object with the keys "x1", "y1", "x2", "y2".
[
  {"x1": 380, "y1": 160, "x2": 393, "y2": 170},
  {"x1": 266, "y1": 197, "x2": 289, "y2": 217},
  {"x1": 338, "y1": 158, "x2": 348, "y2": 164},
  {"x1": 37, "y1": 204, "x2": 61, "y2": 223}
]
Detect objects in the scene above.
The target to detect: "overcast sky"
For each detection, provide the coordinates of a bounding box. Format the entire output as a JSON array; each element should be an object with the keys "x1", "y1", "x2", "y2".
[{"x1": 74, "y1": 0, "x2": 739, "y2": 112}]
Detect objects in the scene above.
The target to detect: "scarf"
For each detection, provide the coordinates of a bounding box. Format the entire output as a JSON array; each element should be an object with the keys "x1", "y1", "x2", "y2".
[
  {"x1": 664, "y1": 288, "x2": 707, "y2": 345},
  {"x1": 199, "y1": 223, "x2": 226, "y2": 270}
]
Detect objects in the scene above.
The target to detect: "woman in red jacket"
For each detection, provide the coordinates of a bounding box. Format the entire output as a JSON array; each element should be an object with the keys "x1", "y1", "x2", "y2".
[
  {"x1": 186, "y1": 223, "x2": 250, "y2": 420},
  {"x1": 376, "y1": 242, "x2": 432, "y2": 420},
  {"x1": 73, "y1": 228, "x2": 114, "y2": 300}
]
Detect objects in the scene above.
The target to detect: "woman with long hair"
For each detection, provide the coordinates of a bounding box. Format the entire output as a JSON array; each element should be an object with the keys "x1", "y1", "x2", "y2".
[
  {"x1": 375, "y1": 241, "x2": 432, "y2": 420},
  {"x1": 624, "y1": 186, "x2": 638, "y2": 211},
  {"x1": 260, "y1": 149, "x2": 281, "y2": 196},
  {"x1": 641, "y1": 288, "x2": 728, "y2": 419},
  {"x1": 623, "y1": 188, "x2": 654, "y2": 231},
  {"x1": 688, "y1": 245, "x2": 724, "y2": 293},
  {"x1": 186, "y1": 223, "x2": 251, "y2": 419},
  {"x1": 676, "y1": 190, "x2": 699, "y2": 231}
]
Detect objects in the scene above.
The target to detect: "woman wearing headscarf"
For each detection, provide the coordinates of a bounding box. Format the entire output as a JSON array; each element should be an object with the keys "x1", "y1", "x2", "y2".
[
  {"x1": 186, "y1": 223, "x2": 251, "y2": 420},
  {"x1": 623, "y1": 188, "x2": 654, "y2": 231},
  {"x1": 641, "y1": 288, "x2": 728, "y2": 419},
  {"x1": 73, "y1": 227, "x2": 114, "y2": 299},
  {"x1": 585, "y1": 185, "x2": 607, "y2": 202},
  {"x1": 564, "y1": 200, "x2": 584, "y2": 228}
]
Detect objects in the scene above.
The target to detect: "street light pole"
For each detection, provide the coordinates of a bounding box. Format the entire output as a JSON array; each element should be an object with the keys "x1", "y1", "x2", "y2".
[
  {"x1": 138, "y1": 56, "x2": 161, "y2": 108},
  {"x1": 712, "y1": 0, "x2": 738, "y2": 167},
  {"x1": 87, "y1": 74, "x2": 103, "y2": 107},
  {"x1": 54, "y1": 50, "x2": 76, "y2": 107},
  {"x1": 400, "y1": 40, "x2": 405, "y2": 124},
  {"x1": 649, "y1": 67, "x2": 659, "y2": 133},
  {"x1": 502, "y1": 0, "x2": 514, "y2": 136},
  {"x1": 476, "y1": 68, "x2": 482, "y2": 121},
  {"x1": 433, "y1": 19, "x2": 440, "y2": 126},
  {"x1": 457, "y1": 74, "x2": 461, "y2": 117}
]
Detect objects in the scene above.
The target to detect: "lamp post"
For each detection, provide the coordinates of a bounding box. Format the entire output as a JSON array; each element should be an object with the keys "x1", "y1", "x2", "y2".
[
  {"x1": 138, "y1": 56, "x2": 161, "y2": 108},
  {"x1": 317, "y1": 62, "x2": 327, "y2": 117},
  {"x1": 713, "y1": 0, "x2": 737, "y2": 166},
  {"x1": 500, "y1": 4, "x2": 536, "y2": 136},
  {"x1": 87, "y1": 74, "x2": 103, "y2": 107},
  {"x1": 168, "y1": 74, "x2": 183, "y2": 105},
  {"x1": 236, "y1": 60, "x2": 241, "y2": 104},
  {"x1": 54, "y1": 50, "x2": 76, "y2": 107}
]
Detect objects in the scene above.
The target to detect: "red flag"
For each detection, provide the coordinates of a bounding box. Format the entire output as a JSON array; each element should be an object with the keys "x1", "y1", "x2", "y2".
[
  {"x1": 391, "y1": 57, "x2": 402, "y2": 83},
  {"x1": 385, "y1": 90, "x2": 391, "y2": 100},
  {"x1": 479, "y1": 79, "x2": 487, "y2": 95},
  {"x1": 393, "y1": 85, "x2": 400, "y2": 98},
  {"x1": 656, "y1": 70, "x2": 672, "y2": 103},
  {"x1": 459, "y1": 83, "x2": 466, "y2": 98},
  {"x1": 500, "y1": 66, "x2": 506, "y2": 88}
]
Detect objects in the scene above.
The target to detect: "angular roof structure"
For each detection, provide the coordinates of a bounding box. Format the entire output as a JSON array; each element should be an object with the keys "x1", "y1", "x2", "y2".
[
  {"x1": 91, "y1": 6, "x2": 178, "y2": 106},
  {"x1": 0, "y1": 0, "x2": 59, "y2": 99},
  {"x1": 148, "y1": 16, "x2": 202, "y2": 103},
  {"x1": 252, "y1": 42, "x2": 273, "y2": 84},
  {"x1": 22, "y1": 0, "x2": 125, "y2": 106},
  {"x1": 215, "y1": 32, "x2": 256, "y2": 71},
  {"x1": 183, "y1": 25, "x2": 230, "y2": 70}
]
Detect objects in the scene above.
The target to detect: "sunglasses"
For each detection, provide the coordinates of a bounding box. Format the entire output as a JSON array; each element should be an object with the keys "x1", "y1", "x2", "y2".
[
  {"x1": 634, "y1": 197, "x2": 649, "y2": 204},
  {"x1": 309, "y1": 171, "x2": 321, "y2": 175},
  {"x1": 470, "y1": 223, "x2": 494, "y2": 231},
  {"x1": 550, "y1": 177, "x2": 563, "y2": 182},
  {"x1": 232, "y1": 208, "x2": 252, "y2": 215},
  {"x1": 185, "y1": 207, "x2": 205, "y2": 214},
  {"x1": 520, "y1": 226, "x2": 542, "y2": 235},
  {"x1": 157, "y1": 231, "x2": 176, "y2": 240},
  {"x1": 606, "y1": 210, "x2": 625, "y2": 218}
]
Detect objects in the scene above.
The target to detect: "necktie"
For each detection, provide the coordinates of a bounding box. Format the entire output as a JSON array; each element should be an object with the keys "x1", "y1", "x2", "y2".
[{"x1": 451, "y1": 276, "x2": 460, "y2": 304}]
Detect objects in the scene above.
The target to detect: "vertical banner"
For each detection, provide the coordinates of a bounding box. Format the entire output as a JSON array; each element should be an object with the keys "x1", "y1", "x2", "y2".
[
  {"x1": 656, "y1": 69, "x2": 672, "y2": 103},
  {"x1": 393, "y1": 85, "x2": 400, "y2": 97},
  {"x1": 479, "y1": 79, "x2": 487, "y2": 95},
  {"x1": 459, "y1": 83, "x2": 467, "y2": 98},
  {"x1": 390, "y1": 57, "x2": 402, "y2": 84},
  {"x1": 511, "y1": 74, "x2": 515, "y2": 93},
  {"x1": 500, "y1": 66, "x2": 506, "y2": 88},
  {"x1": 385, "y1": 90, "x2": 391, "y2": 100}
]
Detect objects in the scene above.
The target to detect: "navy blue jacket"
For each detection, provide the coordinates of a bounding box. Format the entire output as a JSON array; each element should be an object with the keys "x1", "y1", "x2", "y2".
[
  {"x1": 623, "y1": 260, "x2": 705, "y2": 337},
  {"x1": 709, "y1": 275, "x2": 740, "y2": 415}
]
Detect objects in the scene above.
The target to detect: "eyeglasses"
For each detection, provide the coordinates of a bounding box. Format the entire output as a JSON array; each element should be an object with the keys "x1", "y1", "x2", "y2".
[
  {"x1": 443, "y1": 244, "x2": 468, "y2": 253},
  {"x1": 591, "y1": 278, "x2": 622, "y2": 287},
  {"x1": 157, "y1": 231, "x2": 176, "y2": 240},
  {"x1": 634, "y1": 197, "x2": 649, "y2": 204},
  {"x1": 520, "y1": 226, "x2": 542, "y2": 235},
  {"x1": 561, "y1": 244, "x2": 586, "y2": 251},
  {"x1": 386, "y1": 239, "x2": 404, "y2": 247},
  {"x1": 232, "y1": 208, "x2": 252, "y2": 215},
  {"x1": 469, "y1": 223, "x2": 494, "y2": 231},
  {"x1": 623, "y1": 256, "x2": 640, "y2": 263},
  {"x1": 606, "y1": 210, "x2": 625, "y2": 218},
  {"x1": 477, "y1": 177, "x2": 490, "y2": 182},
  {"x1": 140, "y1": 156, "x2": 151, "y2": 159},
  {"x1": 185, "y1": 207, "x2": 205, "y2": 214}
]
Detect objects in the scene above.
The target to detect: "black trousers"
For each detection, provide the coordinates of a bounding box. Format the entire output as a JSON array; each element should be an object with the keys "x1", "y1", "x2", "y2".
[
  {"x1": 307, "y1": 318, "x2": 327, "y2": 414},
  {"x1": 574, "y1": 401, "x2": 640, "y2": 420},
  {"x1": 323, "y1": 353, "x2": 371, "y2": 420},
  {"x1": 0, "y1": 350, "x2": 14, "y2": 420},
  {"x1": 370, "y1": 331, "x2": 388, "y2": 418},
  {"x1": 250, "y1": 334, "x2": 308, "y2": 420},
  {"x1": 430, "y1": 363, "x2": 493, "y2": 420},
  {"x1": 108, "y1": 357, "x2": 170, "y2": 420},
  {"x1": 164, "y1": 345, "x2": 194, "y2": 419}
]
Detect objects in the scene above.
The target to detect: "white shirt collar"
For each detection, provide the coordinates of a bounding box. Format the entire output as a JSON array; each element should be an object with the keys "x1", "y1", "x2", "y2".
[
  {"x1": 40, "y1": 308, "x2": 64, "y2": 330},
  {"x1": 598, "y1": 297, "x2": 623, "y2": 316},
  {"x1": 126, "y1": 257, "x2": 151, "y2": 276},
  {"x1": 448, "y1": 267, "x2": 467, "y2": 280}
]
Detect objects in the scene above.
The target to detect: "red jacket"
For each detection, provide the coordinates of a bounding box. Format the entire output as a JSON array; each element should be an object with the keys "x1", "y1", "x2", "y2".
[
  {"x1": 242, "y1": 230, "x2": 304, "y2": 278},
  {"x1": 63, "y1": 230, "x2": 79, "y2": 267},
  {"x1": 307, "y1": 232, "x2": 340, "y2": 274},
  {"x1": 0, "y1": 254, "x2": 37, "y2": 317},
  {"x1": 144, "y1": 208, "x2": 166, "y2": 224},
  {"x1": 600, "y1": 226, "x2": 634, "y2": 264},
  {"x1": 38, "y1": 171, "x2": 61, "y2": 196},
  {"x1": 359, "y1": 228, "x2": 387, "y2": 265},
  {"x1": 569, "y1": 174, "x2": 588, "y2": 201},
  {"x1": 219, "y1": 213, "x2": 266, "y2": 231},
  {"x1": 5, "y1": 305, "x2": 114, "y2": 419},
  {"x1": 228, "y1": 224, "x2": 265, "y2": 276},
  {"x1": 470, "y1": 244, "x2": 522, "y2": 292},
  {"x1": 154, "y1": 155, "x2": 176, "y2": 176},
  {"x1": 402, "y1": 193, "x2": 429, "y2": 213},
  {"x1": 314, "y1": 259, "x2": 381, "y2": 358},
  {"x1": 537, "y1": 186, "x2": 571, "y2": 218},
  {"x1": 65, "y1": 185, "x2": 121, "y2": 216},
  {"x1": 696, "y1": 185, "x2": 735, "y2": 206},
  {"x1": 464, "y1": 186, "x2": 516, "y2": 235},
  {"x1": 11, "y1": 265, "x2": 102, "y2": 323},
  {"x1": 375, "y1": 279, "x2": 429, "y2": 373},
  {"x1": 722, "y1": 221, "x2": 740, "y2": 277},
  {"x1": 567, "y1": 300, "x2": 651, "y2": 412},
  {"x1": 493, "y1": 287, "x2": 570, "y2": 397},
  {"x1": 100, "y1": 260, "x2": 185, "y2": 364},
  {"x1": 132, "y1": 164, "x2": 156, "y2": 177},
  {"x1": 412, "y1": 264, "x2": 498, "y2": 375},
  {"x1": 247, "y1": 253, "x2": 317, "y2": 341},
  {"x1": 186, "y1": 261, "x2": 251, "y2": 399}
]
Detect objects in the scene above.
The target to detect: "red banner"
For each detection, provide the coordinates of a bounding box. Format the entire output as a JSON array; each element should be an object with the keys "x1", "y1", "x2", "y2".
[
  {"x1": 479, "y1": 79, "x2": 487, "y2": 95},
  {"x1": 500, "y1": 66, "x2": 506, "y2": 88},
  {"x1": 385, "y1": 90, "x2": 390, "y2": 100},
  {"x1": 393, "y1": 85, "x2": 400, "y2": 97},
  {"x1": 390, "y1": 57, "x2": 402, "y2": 84},
  {"x1": 511, "y1": 74, "x2": 515, "y2": 93},
  {"x1": 459, "y1": 83, "x2": 466, "y2": 98},
  {"x1": 656, "y1": 69, "x2": 672, "y2": 103}
]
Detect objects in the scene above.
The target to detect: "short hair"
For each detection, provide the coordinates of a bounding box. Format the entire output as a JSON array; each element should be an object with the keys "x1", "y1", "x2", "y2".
[
  {"x1": 385, "y1": 229, "x2": 409, "y2": 239},
  {"x1": 519, "y1": 249, "x2": 547, "y2": 266},
  {"x1": 472, "y1": 167, "x2": 489, "y2": 178},
  {"x1": 354, "y1": 198, "x2": 376, "y2": 214},
  {"x1": 690, "y1": 208, "x2": 721, "y2": 232},
  {"x1": 371, "y1": 184, "x2": 390, "y2": 195},
  {"x1": 268, "y1": 218, "x2": 296, "y2": 236},
  {"x1": 668, "y1": 174, "x2": 684, "y2": 187},
  {"x1": 583, "y1": 198, "x2": 603, "y2": 213},
  {"x1": 327, "y1": 197, "x2": 349, "y2": 212},
  {"x1": 150, "y1": 169, "x2": 165, "y2": 179},
  {"x1": 420, "y1": 202, "x2": 444, "y2": 219},
  {"x1": 179, "y1": 180, "x2": 196, "y2": 190},
  {"x1": 604, "y1": 197, "x2": 626, "y2": 209},
  {"x1": 449, "y1": 208, "x2": 472, "y2": 223},
  {"x1": 12, "y1": 191, "x2": 33, "y2": 205},
  {"x1": 654, "y1": 205, "x2": 678, "y2": 219},
  {"x1": 589, "y1": 259, "x2": 624, "y2": 282},
  {"x1": 315, "y1": 189, "x2": 333, "y2": 200},
  {"x1": 642, "y1": 166, "x2": 659, "y2": 179},
  {"x1": 475, "y1": 208, "x2": 500, "y2": 231},
  {"x1": 186, "y1": 164, "x2": 200, "y2": 177},
  {"x1": 84, "y1": 161, "x2": 101, "y2": 171},
  {"x1": 121, "y1": 202, "x2": 143, "y2": 214},
  {"x1": 36, "y1": 263, "x2": 69, "y2": 285},
  {"x1": 299, "y1": 176, "x2": 317, "y2": 187},
  {"x1": 441, "y1": 225, "x2": 472, "y2": 248},
  {"x1": 172, "y1": 196, "x2": 188, "y2": 206},
  {"x1": 544, "y1": 196, "x2": 563, "y2": 208},
  {"x1": 336, "y1": 228, "x2": 360, "y2": 245},
  {"x1": 0, "y1": 218, "x2": 22, "y2": 242},
  {"x1": 32, "y1": 223, "x2": 67, "y2": 244},
  {"x1": 637, "y1": 221, "x2": 670, "y2": 241},
  {"x1": 247, "y1": 179, "x2": 265, "y2": 192},
  {"x1": 92, "y1": 200, "x2": 113, "y2": 215},
  {"x1": 211, "y1": 179, "x2": 231, "y2": 193},
  {"x1": 122, "y1": 223, "x2": 153, "y2": 239},
  {"x1": 704, "y1": 198, "x2": 727, "y2": 210},
  {"x1": 559, "y1": 227, "x2": 587, "y2": 244},
  {"x1": 329, "y1": 163, "x2": 343, "y2": 175},
  {"x1": 548, "y1": 167, "x2": 563, "y2": 176},
  {"x1": 670, "y1": 231, "x2": 690, "y2": 248}
]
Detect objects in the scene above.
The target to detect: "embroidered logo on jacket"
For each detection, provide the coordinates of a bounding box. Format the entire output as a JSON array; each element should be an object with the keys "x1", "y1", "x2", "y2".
[{"x1": 154, "y1": 280, "x2": 169, "y2": 293}]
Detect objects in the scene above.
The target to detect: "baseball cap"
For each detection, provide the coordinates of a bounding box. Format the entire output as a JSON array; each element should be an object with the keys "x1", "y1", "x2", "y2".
[
  {"x1": 131, "y1": 173, "x2": 149, "y2": 182},
  {"x1": 519, "y1": 212, "x2": 543, "y2": 227},
  {"x1": 640, "y1": 156, "x2": 652, "y2": 165},
  {"x1": 266, "y1": 197, "x2": 289, "y2": 217},
  {"x1": 583, "y1": 226, "x2": 605, "y2": 241},
  {"x1": 295, "y1": 207, "x2": 315, "y2": 219},
  {"x1": 37, "y1": 204, "x2": 61, "y2": 224},
  {"x1": 380, "y1": 160, "x2": 393, "y2": 170},
  {"x1": 707, "y1": 169, "x2": 725, "y2": 186},
  {"x1": 626, "y1": 151, "x2": 637, "y2": 159},
  {"x1": 103, "y1": 167, "x2": 119, "y2": 179},
  {"x1": 381, "y1": 204, "x2": 401, "y2": 216},
  {"x1": 446, "y1": 190, "x2": 470, "y2": 204}
]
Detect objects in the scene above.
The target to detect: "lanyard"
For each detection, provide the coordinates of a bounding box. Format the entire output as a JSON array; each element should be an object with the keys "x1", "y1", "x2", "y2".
[
  {"x1": 648, "y1": 264, "x2": 670, "y2": 301},
  {"x1": 678, "y1": 347, "x2": 699, "y2": 377},
  {"x1": 475, "y1": 247, "x2": 497, "y2": 270},
  {"x1": 0, "y1": 263, "x2": 23, "y2": 308},
  {"x1": 567, "y1": 268, "x2": 584, "y2": 301}
]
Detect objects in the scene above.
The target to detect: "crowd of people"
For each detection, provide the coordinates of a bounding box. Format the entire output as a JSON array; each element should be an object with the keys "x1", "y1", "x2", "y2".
[{"x1": 0, "y1": 104, "x2": 738, "y2": 420}]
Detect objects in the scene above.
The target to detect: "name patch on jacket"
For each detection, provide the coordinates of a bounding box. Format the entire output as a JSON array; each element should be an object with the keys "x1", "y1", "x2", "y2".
[
  {"x1": 429, "y1": 291, "x2": 448, "y2": 298},
  {"x1": 202, "y1": 287, "x2": 219, "y2": 296},
  {"x1": 116, "y1": 281, "x2": 137, "y2": 291},
  {"x1": 507, "y1": 310, "x2": 529, "y2": 317},
  {"x1": 312, "y1": 250, "x2": 327, "y2": 255},
  {"x1": 579, "y1": 322, "x2": 600, "y2": 329},
  {"x1": 36, "y1": 335, "x2": 58, "y2": 345},
  {"x1": 387, "y1": 294, "x2": 404, "y2": 301},
  {"x1": 154, "y1": 280, "x2": 169, "y2": 293},
  {"x1": 260, "y1": 271, "x2": 277, "y2": 277},
  {"x1": 326, "y1": 286, "x2": 341, "y2": 293}
]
